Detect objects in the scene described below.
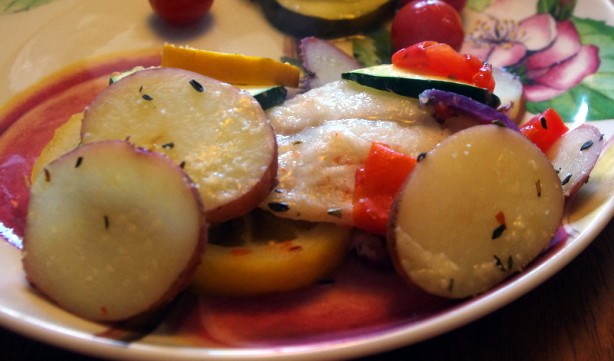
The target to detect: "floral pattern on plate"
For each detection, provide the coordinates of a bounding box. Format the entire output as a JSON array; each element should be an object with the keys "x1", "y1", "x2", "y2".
[{"x1": 462, "y1": 0, "x2": 614, "y2": 121}]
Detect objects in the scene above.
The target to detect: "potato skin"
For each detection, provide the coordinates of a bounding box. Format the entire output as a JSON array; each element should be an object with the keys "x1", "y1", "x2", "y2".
[
  {"x1": 23, "y1": 140, "x2": 207, "y2": 322},
  {"x1": 387, "y1": 125, "x2": 564, "y2": 298}
]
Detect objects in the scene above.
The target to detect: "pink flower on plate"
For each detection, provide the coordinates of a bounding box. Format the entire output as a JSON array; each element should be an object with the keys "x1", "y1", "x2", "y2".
[{"x1": 462, "y1": 0, "x2": 600, "y2": 102}]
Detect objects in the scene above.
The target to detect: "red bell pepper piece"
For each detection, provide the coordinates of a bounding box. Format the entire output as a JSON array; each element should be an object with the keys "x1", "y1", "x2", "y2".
[
  {"x1": 391, "y1": 41, "x2": 495, "y2": 92},
  {"x1": 353, "y1": 142, "x2": 417, "y2": 235},
  {"x1": 519, "y1": 108, "x2": 569, "y2": 153}
]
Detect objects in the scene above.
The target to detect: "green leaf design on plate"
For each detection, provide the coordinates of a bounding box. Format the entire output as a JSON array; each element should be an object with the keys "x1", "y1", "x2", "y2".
[
  {"x1": 1, "y1": 0, "x2": 54, "y2": 14},
  {"x1": 537, "y1": 0, "x2": 577, "y2": 20},
  {"x1": 353, "y1": 28, "x2": 392, "y2": 67},
  {"x1": 467, "y1": 0, "x2": 492, "y2": 13},
  {"x1": 526, "y1": 17, "x2": 614, "y2": 121}
]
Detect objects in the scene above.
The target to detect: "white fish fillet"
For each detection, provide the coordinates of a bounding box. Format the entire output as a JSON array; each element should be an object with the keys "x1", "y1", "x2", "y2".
[
  {"x1": 263, "y1": 118, "x2": 448, "y2": 224},
  {"x1": 266, "y1": 80, "x2": 436, "y2": 135}
]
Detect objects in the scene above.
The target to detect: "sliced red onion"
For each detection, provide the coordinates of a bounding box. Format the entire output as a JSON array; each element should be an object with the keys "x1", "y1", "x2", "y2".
[{"x1": 419, "y1": 88, "x2": 520, "y2": 131}]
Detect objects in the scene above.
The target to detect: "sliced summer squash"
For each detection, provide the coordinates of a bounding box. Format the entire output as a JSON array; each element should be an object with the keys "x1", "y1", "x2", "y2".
[
  {"x1": 260, "y1": 0, "x2": 395, "y2": 38},
  {"x1": 389, "y1": 125, "x2": 564, "y2": 298},
  {"x1": 161, "y1": 44, "x2": 300, "y2": 87},
  {"x1": 81, "y1": 67, "x2": 278, "y2": 223},
  {"x1": 31, "y1": 112, "x2": 83, "y2": 182},
  {"x1": 23, "y1": 140, "x2": 206, "y2": 322},
  {"x1": 342, "y1": 64, "x2": 501, "y2": 107},
  {"x1": 192, "y1": 209, "x2": 351, "y2": 296}
]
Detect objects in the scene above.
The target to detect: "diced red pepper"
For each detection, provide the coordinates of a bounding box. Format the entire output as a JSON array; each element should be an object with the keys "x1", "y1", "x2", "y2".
[
  {"x1": 391, "y1": 41, "x2": 495, "y2": 92},
  {"x1": 352, "y1": 142, "x2": 417, "y2": 235},
  {"x1": 519, "y1": 108, "x2": 569, "y2": 153}
]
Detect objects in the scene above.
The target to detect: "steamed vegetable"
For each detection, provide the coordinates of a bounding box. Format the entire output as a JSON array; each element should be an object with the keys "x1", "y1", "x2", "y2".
[
  {"x1": 299, "y1": 37, "x2": 361, "y2": 90},
  {"x1": 547, "y1": 123, "x2": 605, "y2": 197},
  {"x1": 353, "y1": 142, "x2": 417, "y2": 235},
  {"x1": 419, "y1": 89, "x2": 519, "y2": 131},
  {"x1": 343, "y1": 64, "x2": 500, "y2": 107},
  {"x1": 389, "y1": 125, "x2": 564, "y2": 298},
  {"x1": 520, "y1": 108, "x2": 569, "y2": 153},
  {"x1": 392, "y1": 41, "x2": 495, "y2": 92},
  {"x1": 161, "y1": 44, "x2": 301, "y2": 87},
  {"x1": 192, "y1": 209, "x2": 351, "y2": 296},
  {"x1": 23, "y1": 140, "x2": 206, "y2": 321},
  {"x1": 260, "y1": 0, "x2": 395, "y2": 38},
  {"x1": 81, "y1": 67, "x2": 278, "y2": 223},
  {"x1": 30, "y1": 112, "x2": 83, "y2": 182}
]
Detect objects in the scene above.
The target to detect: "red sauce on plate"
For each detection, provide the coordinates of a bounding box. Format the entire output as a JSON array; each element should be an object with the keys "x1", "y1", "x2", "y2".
[{"x1": 0, "y1": 51, "x2": 458, "y2": 347}]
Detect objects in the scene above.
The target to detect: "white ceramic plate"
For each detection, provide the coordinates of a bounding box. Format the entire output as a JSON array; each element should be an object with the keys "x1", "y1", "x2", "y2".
[{"x1": 1, "y1": 0, "x2": 614, "y2": 360}]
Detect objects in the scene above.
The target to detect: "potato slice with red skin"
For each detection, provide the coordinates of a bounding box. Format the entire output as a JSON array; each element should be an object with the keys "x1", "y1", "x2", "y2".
[
  {"x1": 546, "y1": 123, "x2": 605, "y2": 197},
  {"x1": 389, "y1": 125, "x2": 564, "y2": 298},
  {"x1": 81, "y1": 67, "x2": 277, "y2": 223},
  {"x1": 23, "y1": 140, "x2": 206, "y2": 322}
]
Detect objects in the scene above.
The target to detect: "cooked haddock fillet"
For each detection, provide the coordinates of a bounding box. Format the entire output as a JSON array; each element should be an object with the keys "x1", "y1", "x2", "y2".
[
  {"x1": 262, "y1": 118, "x2": 447, "y2": 224},
  {"x1": 266, "y1": 80, "x2": 435, "y2": 135}
]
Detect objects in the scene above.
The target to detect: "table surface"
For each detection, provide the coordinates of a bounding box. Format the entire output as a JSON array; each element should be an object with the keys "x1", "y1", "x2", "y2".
[{"x1": 1, "y1": 219, "x2": 613, "y2": 361}]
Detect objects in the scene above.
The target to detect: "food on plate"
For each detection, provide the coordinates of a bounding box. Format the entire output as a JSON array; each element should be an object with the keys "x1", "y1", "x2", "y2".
[
  {"x1": 259, "y1": 0, "x2": 395, "y2": 38},
  {"x1": 399, "y1": 0, "x2": 467, "y2": 13},
  {"x1": 419, "y1": 89, "x2": 519, "y2": 130},
  {"x1": 148, "y1": 0, "x2": 214, "y2": 25},
  {"x1": 12, "y1": 25, "x2": 608, "y2": 331},
  {"x1": 241, "y1": 85, "x2": 289, "y2": 110},
  {"x1": 161, "y1": 44, "x2": 300, "y2": 87},
  {"x1": 23, "y1": 140, "x2": 206, "y2": 321},
  {"x1": 264, "y1": 79, "x2": 437, "y2": 135},
  {"x1": 263, "y1": 116, "x2": 446, "y2": 225},
  {"x1": 391, "y1": 0, "x2": 464, "y2": 51},
  {"x1": 192, "y1": 209, "x2": 351, "y2": 296},
  {"x1": 30, "y1": 112, "x2": 83, "y2": 183},
  {"x1": 343, "y1": 64, "x2": 500, "y2": 107},
  {"x1": 546, "y1": 123, "x2": 605, "y2": 197},
  {"x1": 388, "y1": 125, "x2": 565, "y2": 298},
  {"x1": 520, "y1": 108, "x2": 570, "y2": 153},
  {"x1": 491, "y1": 67, "x2": 525, "y2": 123},
  {"x1": 353, "y1": 142, "x2": 418, "y2": 235},
  {"x1": 81, "y1": 67, "x2": 278, "y2": 223},
  {"x1": 299, "y1": 36, "x2": 361, "y2": 89},
  {"x1": 342, "y1": 41, "x2": 505, "y2": 108}
]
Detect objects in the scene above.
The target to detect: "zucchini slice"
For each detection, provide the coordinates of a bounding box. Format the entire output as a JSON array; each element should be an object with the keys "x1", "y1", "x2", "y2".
[
  {"x1": 260, "y1": 0, "x2": 395, "y2": 38},
  {"x1": 342, "y1": 64, "x2": 501, "y2": 108},
  {"x1": 241, "y1": 85, "x2": 288, "y2": 110}
]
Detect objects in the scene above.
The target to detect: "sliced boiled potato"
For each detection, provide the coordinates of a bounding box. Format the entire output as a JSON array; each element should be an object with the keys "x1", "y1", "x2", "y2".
[
  {"x1": 492, "y1": 67, "x2": 525, "y2": 123},
  {"x1": 23, "y1": 140, "x2": 206, "y2": 322},
  {"x1": 192, "y1": 209, "x2": 351, "y2": 296},
  {"x1": 81, "y1": 67, "x2": 277, "y2": 223},
  {"x1": 546, "y1": 124, "x2": 605, "y2": 197},
  {"x1": 31, "y1": 112, "x2": 83, "y2": 182},
  {"x1": 389, "y1": 125, "x2": 564, "y2": 298}
]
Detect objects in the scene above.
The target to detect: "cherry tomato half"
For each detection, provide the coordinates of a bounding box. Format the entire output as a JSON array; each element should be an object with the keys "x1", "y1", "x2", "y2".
[
  {"x1": 148, "y1": 0, "x2": 214, "y2": 25},
  {"x1": 391, "y1": 0, "x2": 464, "y2": 51}
]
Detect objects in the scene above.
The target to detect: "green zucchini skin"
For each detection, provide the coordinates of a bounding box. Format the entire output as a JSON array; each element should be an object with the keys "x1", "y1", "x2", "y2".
[
  {"x1": 243, "y1": 85, "x2": 288, "y2": 110},
  {"x1": 342, "y1": 65, "x2": 501, "y2": 108},
  {"x1": 260, "y1": 0, "x2": 395, "y2": 38}
]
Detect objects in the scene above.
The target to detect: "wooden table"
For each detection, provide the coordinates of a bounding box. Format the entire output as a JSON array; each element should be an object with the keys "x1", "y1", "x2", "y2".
[{"x1": 1, "y1": 219, "x2": 613, "y2": 361}]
